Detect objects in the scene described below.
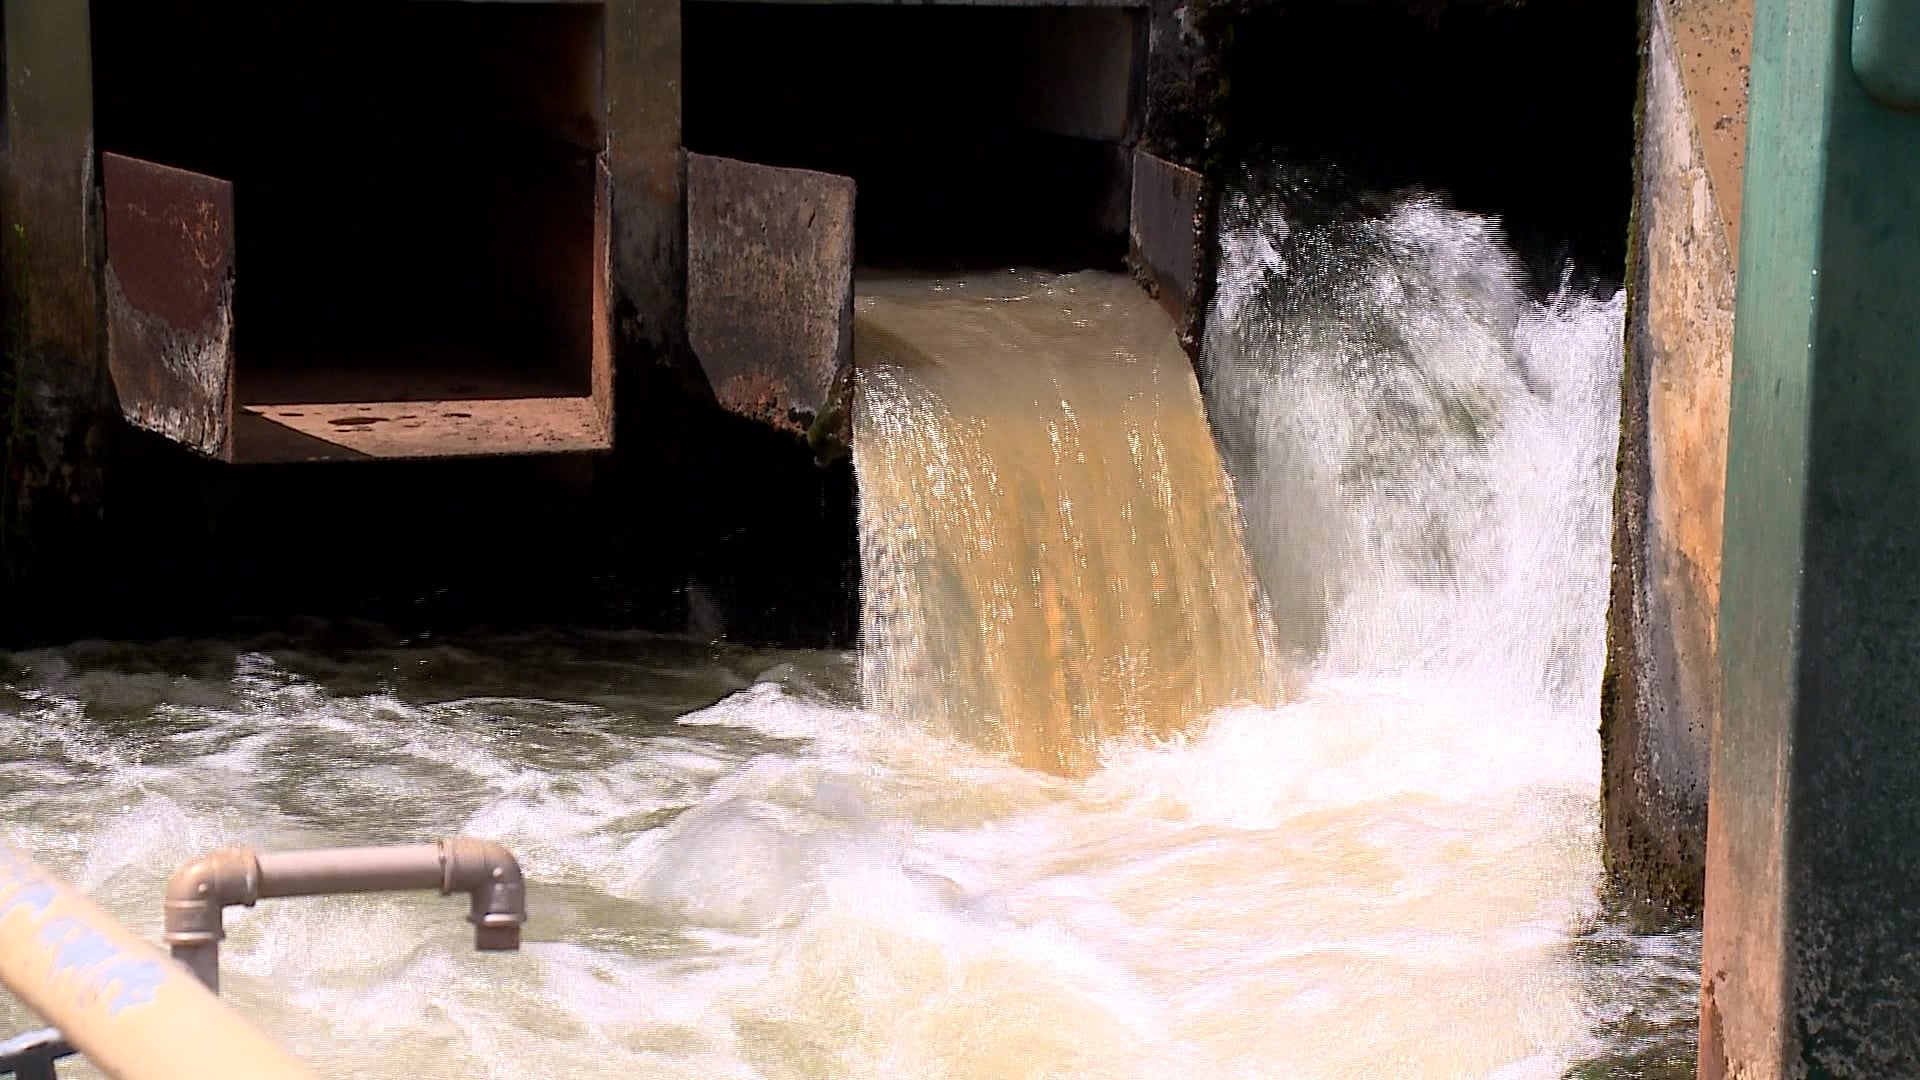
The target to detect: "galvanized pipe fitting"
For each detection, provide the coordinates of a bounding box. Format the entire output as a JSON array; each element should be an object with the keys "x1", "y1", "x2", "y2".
[
  {"x1": 163, "y1": 838, "x2": 527, "y2": 992},
  {"x1": 438, "y1": 837, "x2": 528, "y2": 953},
  {"x1": 161, "y1": 846, "x2": 262, "y2": 991}
]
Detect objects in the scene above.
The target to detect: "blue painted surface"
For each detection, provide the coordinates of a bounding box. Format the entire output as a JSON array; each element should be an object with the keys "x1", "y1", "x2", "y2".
[{"x1": 0, "y1": 849, "x2": 168, "y2": 1019}]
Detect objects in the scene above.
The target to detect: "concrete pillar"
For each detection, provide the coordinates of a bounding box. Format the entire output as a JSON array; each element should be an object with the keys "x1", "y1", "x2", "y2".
[
  {"x1": 0, "y1": 0, "x2": 110, "y2": 630},
  {"x1": 1602, "y1": 0, "x2": 1751, "y2": 909},
  {"x1": 1705, "y1": 0, "x2": 1920, "y2": 1074},
  {"x1": 606, "y1": 0, "x2": 686, "y2": 372}
]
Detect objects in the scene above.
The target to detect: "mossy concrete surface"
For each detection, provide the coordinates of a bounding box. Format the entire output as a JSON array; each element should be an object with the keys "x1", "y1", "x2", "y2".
[{"x1": 1602, "y1": 0, "x2": 1749, "y2": 913}]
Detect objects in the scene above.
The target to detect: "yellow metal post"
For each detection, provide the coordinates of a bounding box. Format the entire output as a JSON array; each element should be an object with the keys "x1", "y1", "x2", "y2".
[{"x1": 0, "y1": 845, "x2": 317, "y2": 1080}]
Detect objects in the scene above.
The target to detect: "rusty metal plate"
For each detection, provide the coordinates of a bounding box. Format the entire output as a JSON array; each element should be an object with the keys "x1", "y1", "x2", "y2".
[
  {"x1": 102, "y1": 152, "x2": 237, "y2": 460},
  {"x1": 1128, "y1": 150, "x2": 1202, "y2": 325},
  {"x1": 687, "y1": 152, "x2": 854, "y2": 435}
]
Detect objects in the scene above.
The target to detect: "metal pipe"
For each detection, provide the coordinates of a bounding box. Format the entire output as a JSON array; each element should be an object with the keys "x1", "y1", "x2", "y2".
[
  {"x1": 0, "y1": 845, "x2": 318, "y2": 1080},
  {"x1": 255, "y1": 845, "x2": 445, "y2": 898},
  {"x1": 163, "y1": 838, "x2": 526, "y2": 992}
]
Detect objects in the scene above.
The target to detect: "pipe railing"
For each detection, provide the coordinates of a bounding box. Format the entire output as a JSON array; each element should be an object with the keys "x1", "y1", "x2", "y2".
[
  {"x1": 0, "y1": 844, "x2": 318, "y2": 1080},
  {"x1": 163, "y1": 838, "x2": 527, "y2": 993},
  {"x1": 2, "y1": 837, "x2": 529, "y2": 1079}
]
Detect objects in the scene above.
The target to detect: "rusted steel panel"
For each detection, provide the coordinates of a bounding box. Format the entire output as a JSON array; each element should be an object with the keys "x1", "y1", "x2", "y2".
[
  {"x1": 687, "y1": 152, "x2": 854, "y2": 434},
  {"x1": 1128, "y1": 149, "x2": 1201, "y2": 324},
  {"x1": 102, "y1": 153, "x2": 236, "y2": 460}
]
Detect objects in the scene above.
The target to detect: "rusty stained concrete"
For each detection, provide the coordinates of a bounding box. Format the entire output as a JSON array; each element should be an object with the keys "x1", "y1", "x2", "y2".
[
  {"x1": 1602, "y1": 0, "x2": 1749, "y2": 910},
  {"x1": 1667, "y1": 0, "x2": 1751, "y2": 261}
]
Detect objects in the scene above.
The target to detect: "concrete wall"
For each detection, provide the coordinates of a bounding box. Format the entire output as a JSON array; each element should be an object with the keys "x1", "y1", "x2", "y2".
[
  {"x1": 1602, "y1": 0, "x2": 1750, "y2": 909},
  {"x1": 606, "y1": 0, "x2": 686, "y2": 375},
  {"x1": 0, "y1": 0, "x2": 114, "y2": 631}
]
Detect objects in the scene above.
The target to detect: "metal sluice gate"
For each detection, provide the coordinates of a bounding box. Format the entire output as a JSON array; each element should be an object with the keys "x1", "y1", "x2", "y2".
[{"x1": 0, "y1": 839, "x2": 527, "y2": 1079}]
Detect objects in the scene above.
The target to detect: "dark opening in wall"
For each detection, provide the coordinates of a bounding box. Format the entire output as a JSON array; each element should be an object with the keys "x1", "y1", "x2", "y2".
[
  {"x1": 1217, "y1": 0, "x2": 1640, "y2": 290},
  {"x1": 685, "y1": 1, "x2": 1146, "y2": 272},
  {"x1": 90, "y1": 0, "x2": 612, "y2": 462}
]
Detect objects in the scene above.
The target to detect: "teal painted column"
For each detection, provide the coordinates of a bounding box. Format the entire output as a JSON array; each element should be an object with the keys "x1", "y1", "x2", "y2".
[{"x1": 1706, "y1": 0, "x2": 1920, "y2": 1076}]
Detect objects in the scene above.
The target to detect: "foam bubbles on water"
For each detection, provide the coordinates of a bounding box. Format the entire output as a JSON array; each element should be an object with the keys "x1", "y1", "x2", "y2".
[
  {"x1": 1203, "y1": 177, "x2": 1623, "y2": 707},
  {"x1": 1086, "y1": 679, "x2": 1594, "y2": 831},
  {"x1": 1, "y1": 619, "x2": 1682, "y2": 1080}
]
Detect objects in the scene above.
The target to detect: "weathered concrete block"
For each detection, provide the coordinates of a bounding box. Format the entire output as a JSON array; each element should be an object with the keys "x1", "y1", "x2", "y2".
[
  {"x1": 606, "y1": 0, "x2": 685, "y2": 369},
  {"x1": 686, "y1": 153, "x2": 854, "y2": 435},
  {"x1": 1602, "y1": 0, "x2": 1747, "y2": 910}
]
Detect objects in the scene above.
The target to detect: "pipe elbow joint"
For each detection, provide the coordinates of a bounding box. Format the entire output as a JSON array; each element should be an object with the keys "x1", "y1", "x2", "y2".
[
  {"x1": 162, "y1": 846, "x2": 261, "y2": 949},
  {"x1": 438, "y1": 838, "x2": 526, "y2": 952}
]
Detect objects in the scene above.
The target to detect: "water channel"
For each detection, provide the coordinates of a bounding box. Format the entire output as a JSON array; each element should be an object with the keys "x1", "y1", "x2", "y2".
[{"x1": 2, "y1": 180, "x2": 1700, "y2": 1078}]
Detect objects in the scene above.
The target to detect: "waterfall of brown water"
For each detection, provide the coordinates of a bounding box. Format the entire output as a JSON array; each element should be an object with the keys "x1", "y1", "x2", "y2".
[{"x1": 852, "y1": 270, "x2": 1279, "y2": 776}]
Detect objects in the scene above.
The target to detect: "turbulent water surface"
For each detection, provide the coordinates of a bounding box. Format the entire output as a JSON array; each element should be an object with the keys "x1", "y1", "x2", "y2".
[{"x1": 2, "y1": 182, "x2": 1699, "y2": 1078}]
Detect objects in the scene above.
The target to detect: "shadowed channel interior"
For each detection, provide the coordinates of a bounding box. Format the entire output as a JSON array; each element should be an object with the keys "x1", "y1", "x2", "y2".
[
  {"x1": 685, "y1": 1, "x2": 1142, "y2": 272},
  {"x1": 90, "y1": 0, "x2": 610, "y2": 460}
]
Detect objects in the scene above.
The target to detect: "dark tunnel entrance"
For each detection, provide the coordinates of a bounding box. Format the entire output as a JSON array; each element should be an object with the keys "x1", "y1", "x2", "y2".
[
  {"x1": 685, "y1": 1, "x2": 1146, "y2": 273},
  {"x1": 1214, "y1": 0, "x2": 1642, "y2": 292}
]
